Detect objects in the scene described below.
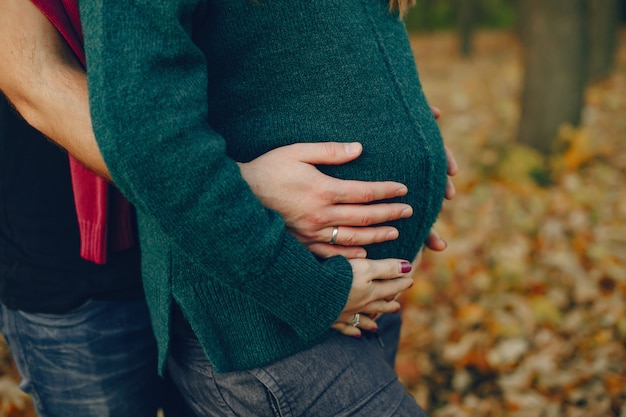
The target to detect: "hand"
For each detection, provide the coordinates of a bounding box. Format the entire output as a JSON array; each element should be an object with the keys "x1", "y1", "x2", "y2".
[
  {"x1": 423, "y1": 107, "x2": 458, "y2": 253},
  {"x1": 430, "y1": 106, "x2": 459, "y2": 201},
  {"x1": 331, "y1": 258, "x2": 414, "y2": 337},
  {"x1": 239, "y1": 142, "x2": 413, "y2": 259}
]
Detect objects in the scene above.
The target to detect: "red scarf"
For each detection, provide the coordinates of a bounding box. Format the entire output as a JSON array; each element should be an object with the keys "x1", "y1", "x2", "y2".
[{"x1": 32, "y1": 0, "x2": 134, "y2": 264}]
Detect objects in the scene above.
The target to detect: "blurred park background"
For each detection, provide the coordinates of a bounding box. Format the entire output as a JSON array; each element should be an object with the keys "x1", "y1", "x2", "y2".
[
  {"x1": 0, "y1": 1, "x2": 625, "y2": 416},
  {"x1": 396, "y1": 1, "x2": 626, "y2": 416}
]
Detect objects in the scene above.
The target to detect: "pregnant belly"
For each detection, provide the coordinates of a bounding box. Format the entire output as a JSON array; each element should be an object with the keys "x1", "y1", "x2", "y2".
[
  {"x1": 319, "y1": 133, "x2": 448, "y2": 262},
  {"x1": 221, "y1": 106, "x2": 448, "y2": 263},
  {"x1": 217, "y1": 69, "x2": 447, "y2": 262}
]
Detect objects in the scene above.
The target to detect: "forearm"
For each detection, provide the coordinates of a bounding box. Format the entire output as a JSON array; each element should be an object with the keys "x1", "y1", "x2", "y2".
[
  {"x1": 0, "y1": 0, "x2": 110, "y2": 179},
  {"x1": 11, "y1": 64, "x2": 110, "y2": 179}
]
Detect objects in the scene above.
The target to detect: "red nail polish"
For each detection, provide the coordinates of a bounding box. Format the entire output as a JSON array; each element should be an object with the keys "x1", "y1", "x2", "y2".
[{"x1": 400, "y1": 261, "x2": 412, "y2": 273}]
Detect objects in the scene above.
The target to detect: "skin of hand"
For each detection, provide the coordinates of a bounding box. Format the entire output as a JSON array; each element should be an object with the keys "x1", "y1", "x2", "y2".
[
  {"x1": 238, "y1": 142, "x2": 414, "y2": 259},
  {"x1": 331, "y1": 258, "x2": 415, "y2": 336}
]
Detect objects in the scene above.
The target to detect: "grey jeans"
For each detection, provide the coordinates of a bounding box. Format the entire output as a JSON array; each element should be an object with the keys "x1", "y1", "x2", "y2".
[{"x1": 167, "y1": 307, "x2": 428, "y2": 417}]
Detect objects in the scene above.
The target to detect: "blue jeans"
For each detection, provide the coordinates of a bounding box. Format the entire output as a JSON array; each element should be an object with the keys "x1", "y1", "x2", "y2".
[
  {"x1": 168, "y1": 308, "x2": 428, "y2": 417},
  {"x1": 0, "y1": 297, "x2": 193, "y2": 417}
]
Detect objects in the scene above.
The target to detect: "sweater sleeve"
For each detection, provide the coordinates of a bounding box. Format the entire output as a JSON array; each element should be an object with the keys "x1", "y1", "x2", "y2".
[{"x1": 79, "y1": 0, "x2": 353, "y2": 341}]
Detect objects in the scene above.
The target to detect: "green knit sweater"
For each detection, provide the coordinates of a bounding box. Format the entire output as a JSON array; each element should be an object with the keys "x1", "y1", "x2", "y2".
[{"x1": 80, "y1": 0, "x2": 448, "y2": 373}]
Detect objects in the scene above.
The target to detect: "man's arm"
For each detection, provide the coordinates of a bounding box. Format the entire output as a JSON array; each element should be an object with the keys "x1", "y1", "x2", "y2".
[{"x1": 0, "y1": 0, "x2": 109, "y2": 178}]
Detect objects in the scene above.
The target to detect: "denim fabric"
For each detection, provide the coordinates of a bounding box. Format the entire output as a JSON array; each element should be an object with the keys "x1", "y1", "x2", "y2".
[
  {"x1": 0, "y1": 297, "x2": 193, "y2": 417},
  {"x1": 168, "y1": 308, "x2": 428, "y2": 417},
  {"x1": 377, "y1": 312, "x2": 403, "y2": 369}
]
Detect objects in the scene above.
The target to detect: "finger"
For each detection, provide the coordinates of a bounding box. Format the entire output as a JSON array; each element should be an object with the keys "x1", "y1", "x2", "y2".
[
  {"x1": 370, "y1": 277, "x2": 413, "y2": 304},
  {"x1": 424, "y1": 228, "x2": 447, "y2": 252},
  {"x1": 311, "y1": 225, "x2": 400, "y2": 247},
  {"x1": 334, "y1": 313, "x2": 378, "y2": 332},
  {"x1": 358, "y1": 300, "x2": 402, "y2": 317},
  {"x1": 330, "y1": 225, "x2": 400, "y2": 246},
  {"x1": 289, "y1": 204, "x2": 411, "y2": 242},
  {"x1": 285, "y1": 142, "x2": 364, "y2": 165},
  {"x1": 430, "y1": 106, "x2": 441, "y2": 120},
  {"x1": 445, "y1": 145, "x2": 459, "y2": 176},
  {"x1": 384, "y1": 293, "x2": 402, "y2": 302},
  {"x1": 350, "y1": 258, "x2": 413, "y2": 280},
  {"x1": 445, "y1": 177, "x2": 456, "y2": 200},
  {"x1": 369, "y1": 313, "x2": 382, "y2": 321},
  {"x1": 355, "y1": 314, "x2": 378, "y2": 332},
  {"x1": 327, "y1": 179, "x2": 408, "y2": 204},
  {"x1": 331, "y1": 322, "x2": 362, "y2": 338},
  {"x1": 315, "y1": 203, "x2": 413, "y2": 228}
]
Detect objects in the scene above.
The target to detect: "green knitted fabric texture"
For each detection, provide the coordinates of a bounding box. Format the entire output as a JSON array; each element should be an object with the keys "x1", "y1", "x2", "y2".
[{"x1": 80, "y1": 0, "x2": 448, "y2": 373}]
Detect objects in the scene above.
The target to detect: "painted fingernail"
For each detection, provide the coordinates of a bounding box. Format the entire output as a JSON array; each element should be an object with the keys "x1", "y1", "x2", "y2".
[{"x1": 400, "y1": 261, "x2": 412, "y2": 273}]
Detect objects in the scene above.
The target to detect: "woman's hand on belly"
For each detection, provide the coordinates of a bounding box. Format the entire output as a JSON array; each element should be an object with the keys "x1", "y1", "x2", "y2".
[{"x1": 238, "y1": 142, "x2": 413, "y2": 259}]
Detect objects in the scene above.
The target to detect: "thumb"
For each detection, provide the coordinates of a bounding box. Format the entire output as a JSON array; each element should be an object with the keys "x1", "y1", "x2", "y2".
[{"x1": 290, "y1": 142, "x2": 363, "y2": 165}]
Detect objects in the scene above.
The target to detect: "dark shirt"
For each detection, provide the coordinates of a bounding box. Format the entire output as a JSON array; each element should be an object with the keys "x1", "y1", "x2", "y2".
[{"x1": 0, "y1": 95, "x2": 142, "y2": 314}]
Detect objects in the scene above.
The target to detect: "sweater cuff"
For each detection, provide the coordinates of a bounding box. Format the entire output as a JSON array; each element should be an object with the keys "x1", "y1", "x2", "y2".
[
  {"x1": 77, "y1": 218, "x2": 108, "y2": 265},
  {"x1": 259, "y1": 237, "x2": 353, "y2": 342}
]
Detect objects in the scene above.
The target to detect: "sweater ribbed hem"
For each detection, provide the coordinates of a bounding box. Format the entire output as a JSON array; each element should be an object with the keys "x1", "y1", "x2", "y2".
[
  {"x1": 77, "y1": 219, "x2": 108, "y2": 265},
  {"x1": 164, "y1": 236, "x2": 353, "y2": 373}
]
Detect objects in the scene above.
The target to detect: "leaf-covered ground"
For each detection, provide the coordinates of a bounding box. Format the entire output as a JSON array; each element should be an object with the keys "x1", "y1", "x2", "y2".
[
  {"x1": 0, "y1": 29, "x2": 624, "y2": 417},
  {"x1": 397, "y1": 29, "x2": 626, "y2": 417}
]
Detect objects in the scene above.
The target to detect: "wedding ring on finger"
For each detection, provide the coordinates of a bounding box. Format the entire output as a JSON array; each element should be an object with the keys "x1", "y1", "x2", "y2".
[
  {"x1": 350, "y1": 313, "x2": 360, "y2": 327},
  {"x1": 329, "y1": 226, "x2": 339, "y2": 245}
]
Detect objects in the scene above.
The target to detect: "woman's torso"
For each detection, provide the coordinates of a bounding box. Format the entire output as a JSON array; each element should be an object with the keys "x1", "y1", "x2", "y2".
[{"x1": 197, "y1": 0, "x2": 448, "y2": 261}]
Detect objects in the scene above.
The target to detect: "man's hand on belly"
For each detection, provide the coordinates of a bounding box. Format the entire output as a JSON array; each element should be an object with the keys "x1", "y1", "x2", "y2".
[{"x1": 238, "y1": 141, "x2": 413, "y2": 259}]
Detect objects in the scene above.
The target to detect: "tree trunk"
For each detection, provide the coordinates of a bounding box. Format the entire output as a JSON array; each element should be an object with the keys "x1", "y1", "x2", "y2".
[
  {"x1": 457, "y1": 0, "x2": 478, "y2": 57},
  {"x1": 516, "y1": 0, "x2": 588, "y2": 155},
  {"x1": 515, "y1": 0, "x2": 530, "y2": 43},
  {"x1": 587, "y1": 0, "x2": 621, "y2": 82}
]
